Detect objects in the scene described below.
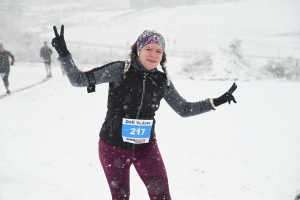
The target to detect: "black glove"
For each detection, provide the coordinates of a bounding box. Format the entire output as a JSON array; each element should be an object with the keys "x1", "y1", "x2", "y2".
[
  {"x1": 213, "y1": 82, "x2": 237, "y2": 107},
  {"x1": 11, "y1": 60, "x2": 14, "y2": 65},
  {"x1": 51, "y1": 25, "x2": 70, "y2": 57}
]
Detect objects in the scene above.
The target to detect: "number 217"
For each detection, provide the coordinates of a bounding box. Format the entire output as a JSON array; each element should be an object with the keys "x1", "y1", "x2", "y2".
[{"x1": 130, "y1": 127, "x2": 145, "y2": 135}]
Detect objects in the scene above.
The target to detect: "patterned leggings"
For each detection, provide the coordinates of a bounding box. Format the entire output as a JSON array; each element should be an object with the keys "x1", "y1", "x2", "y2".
[
  {"x1": 1, "y1": 70, "x2": 9, "y2": 86},
  {"x1": 98, "y1": 139, "x2": 172, "y2": 200}
]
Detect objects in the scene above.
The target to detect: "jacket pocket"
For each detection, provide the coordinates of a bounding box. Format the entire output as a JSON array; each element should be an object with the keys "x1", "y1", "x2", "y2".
[{"x1": 110, "y1": 116, "x2": 117, "y2": 133}]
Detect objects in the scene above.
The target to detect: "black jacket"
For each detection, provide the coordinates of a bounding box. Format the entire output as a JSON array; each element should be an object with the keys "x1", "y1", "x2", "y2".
[
  {"x1": 59, "y1": 55, "x2": 215, "y2": 150},
  {"x1": 0, "y1": 50, "x2": 14, "y2": 72},
  {"x1": 100, "y1": 64, "x2": 167, "y2": 150},
  {"x1": 40, "y1": 46, "x2": 52, "y2": 60}
]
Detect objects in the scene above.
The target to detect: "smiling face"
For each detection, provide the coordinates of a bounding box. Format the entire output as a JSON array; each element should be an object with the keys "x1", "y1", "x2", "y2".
[{"x1": 138, "y1": 43, "x2": 163, "y2": 70}]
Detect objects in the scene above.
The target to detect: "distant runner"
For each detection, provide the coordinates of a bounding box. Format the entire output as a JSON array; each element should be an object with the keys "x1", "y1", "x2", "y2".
[
  {"x1": 40, "y1": 41, "x2": 53, "y2": 78},
  {"x1": 0, "y1": 43, "x2": 15, "y2": 95}
]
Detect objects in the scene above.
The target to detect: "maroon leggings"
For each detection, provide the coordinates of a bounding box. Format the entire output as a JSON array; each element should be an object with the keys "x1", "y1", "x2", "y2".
[{"x1": 98, "y1": 139, "x2": 172, "y2": 200}]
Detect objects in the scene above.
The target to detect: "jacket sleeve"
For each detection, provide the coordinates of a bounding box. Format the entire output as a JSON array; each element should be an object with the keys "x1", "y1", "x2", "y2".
[
  {"x1": 8, "y1": 52, "x2": 14, "y2": 62},
  {"x1": 163, "y1": 80, "x2": 215, "y2": 117},
  {"x1": 58, "y1": 54, "x2": 124, "y2": 87}
]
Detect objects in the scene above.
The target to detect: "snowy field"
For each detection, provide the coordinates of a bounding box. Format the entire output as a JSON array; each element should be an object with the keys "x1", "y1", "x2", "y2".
[
  {"x1": 0, "y1": 64, "x2": 300, "y2": 200},
  {"x1": 36, "y1": 0, "x2": 300, "y2": 64},
  {"x1": 1, "y1": 0, "x2": 300, "y2": 199},
  {"x1": 0, "y1": 63, "x2": 49, "y2": 97}
]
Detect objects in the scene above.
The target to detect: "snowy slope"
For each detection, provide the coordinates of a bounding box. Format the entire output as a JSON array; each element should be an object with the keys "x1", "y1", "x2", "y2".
[
  {"x1": 0, "y1": 64, "x2": 300, "y2": 200},
  {"x1": 36, "y1": 0, "x2": 300, "y2": 81},
  {"x1": 1, "y1": 0, "x2": 300, "y2": 199}
]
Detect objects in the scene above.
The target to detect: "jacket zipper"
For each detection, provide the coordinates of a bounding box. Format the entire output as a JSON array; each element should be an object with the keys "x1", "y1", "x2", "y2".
[
  {"x1": 133, "y1": 73, "x2": 147, "y2": 150},
  {"x1": 136, "y1": 73, "x2": 147, "y2": 119}
]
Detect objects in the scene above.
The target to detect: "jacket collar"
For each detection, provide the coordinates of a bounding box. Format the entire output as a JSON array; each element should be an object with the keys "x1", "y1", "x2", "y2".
[{"x1": 131, "y1": 56, "x2": 157, "y2": 73}]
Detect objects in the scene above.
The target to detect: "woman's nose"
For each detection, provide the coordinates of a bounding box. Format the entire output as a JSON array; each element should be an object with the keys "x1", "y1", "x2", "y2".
[{"x1": 150, "y1": 51, "x2": 157, "y2": 57}]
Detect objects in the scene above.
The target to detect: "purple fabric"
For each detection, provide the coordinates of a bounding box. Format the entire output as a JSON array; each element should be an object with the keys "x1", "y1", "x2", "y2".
[
  {"x1": 98, "y1": 139, "x2": 172, "y2": 200},
  {"x1": 137, "y1": 30, "x2": 165, "y2": 51}
]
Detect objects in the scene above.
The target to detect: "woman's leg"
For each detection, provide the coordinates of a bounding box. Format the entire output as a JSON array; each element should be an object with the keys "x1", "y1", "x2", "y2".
[
  {"x1": 133, "y1": 141, "x2": 172, "y2": 200},
  {"x1": 98, "y1": 139, "x2": 133, "y2": 200},
  {"x1": 3, "y1": 70, "x2": 10, "y2": 93}
]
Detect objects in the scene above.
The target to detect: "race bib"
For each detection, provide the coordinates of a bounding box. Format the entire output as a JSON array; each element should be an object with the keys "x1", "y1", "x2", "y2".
[{"x1": 121, "y1": 118, "x2": 153, "y2": 144}]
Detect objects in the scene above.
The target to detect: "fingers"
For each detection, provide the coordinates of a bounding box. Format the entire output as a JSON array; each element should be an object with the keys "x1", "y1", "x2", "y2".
[
  {"x1": 60, "y1": 25, "x2": 64, "y2": 36},
  {"x1": 228, "y1": 82, "x2": 237, "y2": 94},
  {"x1": 232, "y1": 96, "x2": 237, "y2": 103},
  {"x1": 53, "y1": 26, "x2": 59, "y2": 37},
  {"x1": 51, "y1": 38, "x2": 57, "y2": 47},
  {"x1": 53, "y1": 25, "x2": 64, "y2": 37},
  {"x1": 227, "y1": 94, "x2": 237, "y2": 104}
]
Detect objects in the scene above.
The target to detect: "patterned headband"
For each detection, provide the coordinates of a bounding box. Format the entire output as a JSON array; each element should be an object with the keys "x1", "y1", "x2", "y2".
[{"x1": 137, "y1": 30, "x2": 165, "y2": 51}]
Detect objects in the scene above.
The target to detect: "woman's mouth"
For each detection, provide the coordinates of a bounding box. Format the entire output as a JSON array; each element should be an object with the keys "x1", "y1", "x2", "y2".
[{"x1": 147, "y1": 59, "x2": 156, "y2": 63}]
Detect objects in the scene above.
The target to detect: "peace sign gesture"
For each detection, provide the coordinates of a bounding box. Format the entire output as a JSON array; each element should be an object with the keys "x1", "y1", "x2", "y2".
[
  {"x1": 227, "y1": 82, "x2": 237, "y2": 104},
  {"x1": 213, "y1": 82, "x2": 238, "y2": 107},
  {"x1": 51, "y1": 25, "x2": 70, "y2": 57},
  {"x1": 228, "y1": 82, "x2": 237, "y2": 94}
]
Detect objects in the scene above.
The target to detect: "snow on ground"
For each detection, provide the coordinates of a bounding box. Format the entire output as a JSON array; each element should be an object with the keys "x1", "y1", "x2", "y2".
[
  {"x1": 0, "y1": 63, "x2": 300, "y2": 200},
  {"x1": 33, "y1": 0, "x2": 300, "y2": 82},
  {"x1": 0, "y1": 63, "x2": 50, "y2": 96},
  {"x1": 1, "y1": 0, "x2": 300, "y2": 199},
  {"x1": 37, "y1": 0, "x2": 300, "y2": 59}
]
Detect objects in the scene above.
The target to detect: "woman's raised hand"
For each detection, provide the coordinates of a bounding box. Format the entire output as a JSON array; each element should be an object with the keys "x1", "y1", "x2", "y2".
[
  {"x1": 52, "y1": 25, "x2": 70, "y2": 57},
  {"x1": 213, "y1": 82, "x2": 237, "y2": 107}
]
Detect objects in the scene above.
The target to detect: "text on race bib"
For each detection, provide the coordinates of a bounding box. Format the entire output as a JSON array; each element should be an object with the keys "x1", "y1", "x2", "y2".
[{"x1": 121, "y1": 118, "x2": 153, "y2": 144}]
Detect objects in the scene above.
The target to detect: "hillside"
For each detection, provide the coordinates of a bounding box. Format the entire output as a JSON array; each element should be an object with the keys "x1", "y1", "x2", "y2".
[{"x1": 1, "y1": 0, "x2": 300, "y2": 81}]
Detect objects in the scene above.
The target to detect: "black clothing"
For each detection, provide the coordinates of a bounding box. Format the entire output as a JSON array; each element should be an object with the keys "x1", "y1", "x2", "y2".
[
  {"x1": 100, "y1": 63, "x2": 167, "y2": 150},
  {"x1": 213, "y1": 82, "x2": 237, "y2": 106},
  {"x1": 59, "y1": 55, "x2": 215, "y2": 150},
  {"x1": 44, "y1": 59, "x2": 51, "y2": 65},
  {"x1": 52, "y1": 25, "x2": 71, "y2": 57},
  {"x1": 0, "y1": 50, "x2": 14, "y2": 86},
  {"x1": 0, "y1": 50, "x2": 14, "y2": 72},
  {"x1": 2, "y1": 70, "x2": 10, "y2": 86},
  {"x1": 40, "y1": 46, "x2": 52, "y2": 61}
]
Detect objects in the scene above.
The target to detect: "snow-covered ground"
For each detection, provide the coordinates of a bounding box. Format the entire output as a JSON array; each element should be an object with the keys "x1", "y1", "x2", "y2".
[
  {"x1": 1, "y1": 0, "x2": 300, "y2": 199},
  {"x1": 0, "y1": 63, "x2": 300, "y2": 200},
  {"x1": 34, "y1": 0, "x2": 300, "y2": 81},
  {"x1": 37, "y1": 0, "x2": 300, "y2": 61},
  {"x1": 0, "y1": 63, "x2": 49, "y2": 97}
]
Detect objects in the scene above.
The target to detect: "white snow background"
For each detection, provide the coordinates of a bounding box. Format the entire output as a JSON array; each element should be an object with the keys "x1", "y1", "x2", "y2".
[{"x1": 1, "y1": 0, "x2": 300, "y2": 199}]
